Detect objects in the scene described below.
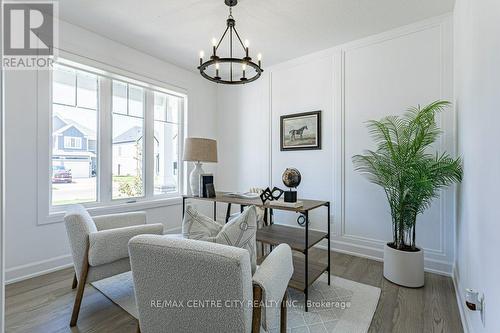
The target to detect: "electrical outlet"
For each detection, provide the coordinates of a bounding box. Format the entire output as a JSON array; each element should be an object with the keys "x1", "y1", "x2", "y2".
[{"x1": 465, "y1": 289, "x2": 485, "y2": 326}]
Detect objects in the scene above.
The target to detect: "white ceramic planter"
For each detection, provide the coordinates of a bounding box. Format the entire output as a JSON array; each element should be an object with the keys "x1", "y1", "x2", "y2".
[{"x1": 383, "y1": 243, "x2": 424, "y2": 288}]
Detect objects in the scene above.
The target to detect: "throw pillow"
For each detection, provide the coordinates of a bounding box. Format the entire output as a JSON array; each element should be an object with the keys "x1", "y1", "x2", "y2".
[
  {"x1": 182, "y1": 205, "x2": 222, "y2": 241},
  {"x1": 182, "y1": 205, "x2": 258, "y2": 273}
]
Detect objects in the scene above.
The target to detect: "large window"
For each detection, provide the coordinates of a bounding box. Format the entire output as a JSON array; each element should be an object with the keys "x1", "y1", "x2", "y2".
[
  {"x1": 50, "y1": 62, "x2": 185, "y2": 209},
  {"x1": 52, "y1": 64, "x2": 98, "y2": 206}
]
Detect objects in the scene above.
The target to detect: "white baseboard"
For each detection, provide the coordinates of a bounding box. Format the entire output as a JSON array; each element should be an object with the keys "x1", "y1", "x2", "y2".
[
  {"x1": 5, "y1": 254, "x2": 74, "y2": 285},
  {"x1": 452, "y1": 266, "x2": 470, "y2": 333},
  {"x1": 4, "y1": 227, "x2": 452, "y2": 285},
  {"x1": 315, "y1": 240, "x2": 453, "y2": 276},
  {"x1": 5, "y1": 226, "x2": 183, "y2": 285}
]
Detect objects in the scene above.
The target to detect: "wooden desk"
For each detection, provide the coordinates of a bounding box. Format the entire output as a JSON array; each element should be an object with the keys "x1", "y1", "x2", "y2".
[{"x1": 182, "y1": 192, "x2": 331, "y2": 311}]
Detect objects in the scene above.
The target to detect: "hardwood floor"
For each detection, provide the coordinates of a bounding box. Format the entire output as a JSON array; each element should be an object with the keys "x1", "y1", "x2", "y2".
[{"x1": 5, "y1": 249, "x2": 463, "y2": 333}]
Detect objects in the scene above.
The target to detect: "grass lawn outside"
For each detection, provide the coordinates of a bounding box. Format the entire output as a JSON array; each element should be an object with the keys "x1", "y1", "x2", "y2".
[{"x1": 112, "y1": 175, "x2": 136, "y2": 183}]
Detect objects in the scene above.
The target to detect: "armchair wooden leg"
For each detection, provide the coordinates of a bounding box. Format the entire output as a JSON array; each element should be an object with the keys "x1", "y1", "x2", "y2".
[
  {"x1": 280, "y1": 291, "x2": 287, "y2": 333},
  {"x1": 72, "y1": 272, "x2": 78, "y2": 289},
  {"x1": 70, "y1": 243, "x2": 89, "y2": 327},
  {"x1": 252, "y1": 284, "x2": 263, "y2": 333}
]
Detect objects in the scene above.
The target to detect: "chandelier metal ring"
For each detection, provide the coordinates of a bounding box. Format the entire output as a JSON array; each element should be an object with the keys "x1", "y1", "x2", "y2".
[{"x1": 199, "y1": 58, "x2": 262, "y2": 84}]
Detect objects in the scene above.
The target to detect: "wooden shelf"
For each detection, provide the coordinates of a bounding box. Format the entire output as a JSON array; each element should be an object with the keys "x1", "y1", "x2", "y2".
[
  {"x1": 258, "y1": 254, "x2": 328, "y2": 292},
  {"x1": 256, "y1": 224, "x2": 328, "y2": 252},
  {"x1": 289, "y1": 255, "x2": 329, "y2": 291}
]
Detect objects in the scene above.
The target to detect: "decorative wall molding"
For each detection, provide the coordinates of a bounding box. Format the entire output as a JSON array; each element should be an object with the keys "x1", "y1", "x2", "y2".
[
  {"x1": 264, "y1": 14, "x2": 455, "y2": 275},
  {"x1": 332, "y1": 16, "x2": 454, "y2": 271}
]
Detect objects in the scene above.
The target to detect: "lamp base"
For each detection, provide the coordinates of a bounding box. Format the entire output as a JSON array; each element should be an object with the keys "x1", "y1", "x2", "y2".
[{"x1": 189, "y1": 162, "x2": 205, "y2": 196}]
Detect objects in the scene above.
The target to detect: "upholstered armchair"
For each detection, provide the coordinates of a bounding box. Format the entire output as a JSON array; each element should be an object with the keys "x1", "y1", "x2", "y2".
[
  {"x1": 129, "y1": 235, "x2": 293, "y2": 333},
  {"x1": 64, "y1": 204, "x2": 164, "y2": 327}
]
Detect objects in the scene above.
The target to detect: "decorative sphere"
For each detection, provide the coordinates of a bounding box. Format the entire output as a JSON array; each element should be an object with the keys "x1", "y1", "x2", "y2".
[{"x1": 282, "y1": 168, "x2": 301, "y2": 188}]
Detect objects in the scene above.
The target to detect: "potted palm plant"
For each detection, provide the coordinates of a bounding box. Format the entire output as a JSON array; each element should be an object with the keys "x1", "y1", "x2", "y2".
[{"x1": 353, "y1": 101, "x2": 462, "y2": 287}]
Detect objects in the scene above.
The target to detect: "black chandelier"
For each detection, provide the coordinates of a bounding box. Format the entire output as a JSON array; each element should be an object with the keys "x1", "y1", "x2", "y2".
[{"x1": 198, "y1": 0, "x2": 263, "y2": 85}]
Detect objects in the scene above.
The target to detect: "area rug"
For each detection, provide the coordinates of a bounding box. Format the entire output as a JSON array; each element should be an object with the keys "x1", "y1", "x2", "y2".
[{"x1": 92, "y1": 272, "x2": 380, "y2": 333}]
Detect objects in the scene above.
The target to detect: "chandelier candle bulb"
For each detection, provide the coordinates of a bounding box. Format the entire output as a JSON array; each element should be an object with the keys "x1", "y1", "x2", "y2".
[
  {"x1": 244, "y1": 40, "x2": 250, "y2": 58},
  {"x1": 257, "y1": 53, "x2": 262, "y2": 67},
  {"x1": 215, "y1": 63, "x2": 220, "y2": 79},
  {"x1": 241, "y1": 63, "x2": 247, "y2": 80},
  {"x1": 212, "y1": 38, "x2": 217, "y2": 57},
  {"x1": 199, "y1": 50, "x2": 204, "y2": 66}
]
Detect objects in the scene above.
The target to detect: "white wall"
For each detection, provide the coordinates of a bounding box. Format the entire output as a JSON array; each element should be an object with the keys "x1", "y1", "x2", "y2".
[
  {"x1": 216, "y1": 15, "x2": 456, "y2": 275},
  {"x1": 4, "y1": 19, "x2": 217, "y2": 283},
  {"x1": 454, "y1": 0, "x2": 500, "y2": 332},
  {"x1": 216, "y1": 74, "x2": 271, "y2": 193}
]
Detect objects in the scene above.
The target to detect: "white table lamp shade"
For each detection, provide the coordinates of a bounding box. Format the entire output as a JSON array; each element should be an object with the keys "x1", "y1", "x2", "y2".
[{"x1": 183, "y1": 138, "x2": 218, "y2": 162}]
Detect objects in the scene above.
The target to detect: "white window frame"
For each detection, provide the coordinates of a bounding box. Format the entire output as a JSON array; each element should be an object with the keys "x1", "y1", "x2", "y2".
[
  {"x1": 63, "y1": 136, "x2": 82, "y2": 149},
  {"x1": 36, "y1": 54, "x2": 188, "y2": 224}
]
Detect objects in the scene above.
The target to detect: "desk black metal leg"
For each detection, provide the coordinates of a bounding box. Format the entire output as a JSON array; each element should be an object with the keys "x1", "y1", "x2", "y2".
[
  {"x1": 260, "y1": 208, "x2": 268, "y2": 257},
  {"x1": 225, "y1": 203, "x2": 232, "y2": 223},
  {"x1": 182, "y1": 197, "x2": 186, "y2": 218},
  {"x1": 304, "y1": 210, "x2": 309, "y2": 312},
  {"x1": 327, "y1": 202, "x2": 331, "y2": 285},
  {"x1": 213, "y1": 202, "x2": 216, "y2": 221}
]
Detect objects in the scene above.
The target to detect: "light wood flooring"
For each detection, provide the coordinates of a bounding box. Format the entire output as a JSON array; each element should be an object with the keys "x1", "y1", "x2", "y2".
[{"x1": 5, "y1": 249, "x2": 463, "y2": 333}]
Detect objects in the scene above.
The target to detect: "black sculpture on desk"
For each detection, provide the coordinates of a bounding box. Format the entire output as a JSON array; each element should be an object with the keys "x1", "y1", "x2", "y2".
[
  {"x1": 260, "y1": 187, "x2": 284, "y2": 204},
  {"x1": 282, "y1": 168, "x2": 301, "y2": 202}
]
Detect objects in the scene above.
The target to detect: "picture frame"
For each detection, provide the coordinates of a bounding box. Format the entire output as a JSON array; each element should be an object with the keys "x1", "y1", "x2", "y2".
[
  {"x1": 280, "y1": 111, "x2": 322, "y2": 151},
  {"x1": 199, "y1": 174, "x2": 214, "y2": 198}
]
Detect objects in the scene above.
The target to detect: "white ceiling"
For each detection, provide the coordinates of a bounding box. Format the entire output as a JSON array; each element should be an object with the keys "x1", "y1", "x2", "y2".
[{"x1": 59, "y1": 0, "x2": 455, "y2": 71}]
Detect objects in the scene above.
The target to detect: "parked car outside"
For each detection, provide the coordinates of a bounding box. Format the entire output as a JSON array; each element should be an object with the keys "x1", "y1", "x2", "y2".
[{"x1": 52, "y1": 165, "x2": 72, "y2": 183}]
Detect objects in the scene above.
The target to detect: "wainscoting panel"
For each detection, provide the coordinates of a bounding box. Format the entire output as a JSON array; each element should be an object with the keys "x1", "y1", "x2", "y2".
[
  {"x1": 216, "y1": 15, "x2": 455, "y2": 275},
  {"x1": 271, "y1": 15, "x2": 455, "y2": 275},
  {"x1": 341, "y1": 22, "x2": 451, "y2": 252}
]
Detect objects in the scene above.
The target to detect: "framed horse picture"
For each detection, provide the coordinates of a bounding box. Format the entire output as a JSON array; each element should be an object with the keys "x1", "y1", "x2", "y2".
[{"x1": 280, "y1": 111, "x2": 322, "y2": 151}]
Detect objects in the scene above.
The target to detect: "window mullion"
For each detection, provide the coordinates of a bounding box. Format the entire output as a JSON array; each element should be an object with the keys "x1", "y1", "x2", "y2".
[
  {"x1": 181, "y1": 97, "x2": 187, "y2": 195},
  {"x1": 144, "y1": 90, "x2": 154, "y2": 198},
  {"x1": 99, "y1": 77, "x2": 112, "y2": 204}
]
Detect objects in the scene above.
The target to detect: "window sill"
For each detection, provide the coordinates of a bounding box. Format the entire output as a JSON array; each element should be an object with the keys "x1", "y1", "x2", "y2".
[{"x1": 40, "y1": 196, "x2": 183, "y2": 225}]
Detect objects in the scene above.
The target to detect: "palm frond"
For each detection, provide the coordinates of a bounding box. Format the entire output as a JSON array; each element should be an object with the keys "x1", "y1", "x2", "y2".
[{"x1": 352, "y1": 100, "x2": 462, "y2": 249}]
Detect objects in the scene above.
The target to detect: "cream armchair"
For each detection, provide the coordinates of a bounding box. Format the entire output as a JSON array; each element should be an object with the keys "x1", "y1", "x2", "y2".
[
  {"x1": 64, "y1": 204, "x2": 164, "y2": 327},
  {"x1": 129, "y1": 235, "x2": 293, "y2": 333}
]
